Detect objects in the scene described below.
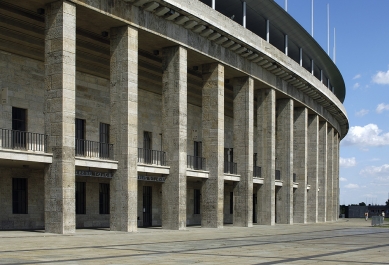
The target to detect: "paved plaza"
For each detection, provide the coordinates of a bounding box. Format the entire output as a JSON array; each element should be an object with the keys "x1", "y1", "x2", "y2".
[{"x1": 0, "y1": 219, "x2": 388, "y2": 264}]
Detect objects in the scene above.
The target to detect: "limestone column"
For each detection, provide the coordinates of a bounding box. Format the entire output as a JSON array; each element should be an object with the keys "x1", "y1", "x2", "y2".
[
  {"x1": 109, "y1": 25, "x2": 138, "y2": 232},
  {"x1": 275, "y1": 99, "x2": 293, "y2": 224},
  {"x1": 201, "y1": 63, "x2": 224, "y2": 228},
  {"x1": 293, "y1": 107, "x2": 308, "y2": 223},
  {"x1": 232, "y1": 77, "x2": 254, "y2": 227},
  {"x1": 307, "y1": 114, "x2": 319, "y2": 223},
  {"x1": 256, "y1": 88, "x2": 275, "y2": 225},
  {"x1": 318, "y1": 121, "x2": 327, "y2": 222},
  {"x1": 44, "y1": 1, "x2": 76, "y2": 234},
  {"x1": 161, "y1": 46, "x2": 187, "y2": 230},
  {"x1": 333, "y1": 133, "x2": 340, "y2": 220},
  {"x1": 326, "y1": 127, "x2": 334, "y2": 221}
]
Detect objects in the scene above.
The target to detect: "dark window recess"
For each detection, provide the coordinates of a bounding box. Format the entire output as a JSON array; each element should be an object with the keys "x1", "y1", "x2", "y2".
[
  {"x1": 230, "y1": 192, "x2": 233, "y2": 214},
  {"x1": 194, "y1": 189, "x2": 201, "y2": 214},
  {"x1": 12, "y1": 107, "x2": 27, "y2": 148},
  {"x1": 12, "y1": 178, "x2": 27, "y2": 214},
  {"x1": 99, "y1": 183, "x2": 110, "y2": 214},
  {"x1": 143, "y1": 131, "x2": 152, "y2": 163},
  {"x1": 194, "y1": 141, "x2": 202, "y2": 169},
  {"x1": 143, "y1": 186, "x2": 152, "y2": 227},
  {"x1": 76, "y1": 182, "x2": 86, "y2": 214},
  {"x1": 99, "y1": 123, "x2": 110, "y2": 158},
  {"x1": 75, "y1": 119, "x2": 85, "y2": 156}
]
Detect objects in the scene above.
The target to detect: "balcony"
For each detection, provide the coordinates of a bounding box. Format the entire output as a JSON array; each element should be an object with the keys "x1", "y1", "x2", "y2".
[
  {"x1": 253, "y1": 166, "x2": 261, "y2": 178},
  {"x1": 224, "y1": 161, "x2": 237, "y2": 175},
  {"x1": 187, "y1": 155, "x2": 206, "y2": 171},
  {"x1": 137, "y1": 148, "x2": 166, "y2": 166},
  {"x1": 75, "y1": 139, "x2": 114, "y2": 160},
  {"x1": 275, "y1": 170, "x2": 281, "y2": 180},
  {"x1": 0, "y1": 128, "x2": 47, "y2": 152}
]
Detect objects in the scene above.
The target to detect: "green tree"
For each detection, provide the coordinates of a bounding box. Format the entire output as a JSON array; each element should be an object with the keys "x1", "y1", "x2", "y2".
[{"x1": 359, "y1": 202, "x2": 366, "y2": 206}]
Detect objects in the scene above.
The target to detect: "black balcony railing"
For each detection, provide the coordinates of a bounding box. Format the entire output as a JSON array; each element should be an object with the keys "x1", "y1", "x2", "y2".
[
  {"x1": 224, "y1": 161, "x2": 237, "y2": 175},
  {"x1": 138, "y1": 148, "x2": 166, "y2": 166},
  {"x1": 275, "y1": 170, "x2": 281, "y2": 180},
  {"x1": 187, "y1": 155, "x2": 206, "y2": 170},
  {"x1": 75, "y1": 139, "x2": 114, "y2": 160},
  {"x1": 0, "y1": 128, "x2": 47, "y2": 152},
  {"x1": 293, "y1": 173, "x2": 297, "y2": 182},
  {"x1": 253, "y1": 166, "x2": 261, "y2": 178}
]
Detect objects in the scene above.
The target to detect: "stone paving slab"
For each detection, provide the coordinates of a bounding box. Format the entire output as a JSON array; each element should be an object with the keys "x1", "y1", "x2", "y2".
[{"x1": 0, "y1": 219, "x2": 388, "y2": 264}]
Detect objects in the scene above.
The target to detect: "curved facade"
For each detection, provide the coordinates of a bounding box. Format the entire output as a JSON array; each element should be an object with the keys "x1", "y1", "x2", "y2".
[{"x1": 0, "y1": 0, "x2": 348, "y2": 233}]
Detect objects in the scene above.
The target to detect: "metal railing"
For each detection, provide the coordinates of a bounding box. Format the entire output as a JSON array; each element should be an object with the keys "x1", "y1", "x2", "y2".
[
  {"x1": 275, "y1": 170, "x2": 281, "y2": 180},
  {"x1": 224, "y1": 161, "x2": 237, "y2": 175},
  {"x1": 0, "y1": 128, "x2": 47, "y2": 152},
  {"x1": 293, "y1": 173, "x2": 297, "y2": 182},
  {"x1": 75, "y1": 139, "x2": 114, "y2": 160},
  {"x1": 187, "y1": 155, "x2": 206, "y2": 170},
  {"x1": 253, "y1": 166, "x2": 261, "y2": 178},
  {"x1": 138, "y1": 148, "x2": 166, "y2": 166}
]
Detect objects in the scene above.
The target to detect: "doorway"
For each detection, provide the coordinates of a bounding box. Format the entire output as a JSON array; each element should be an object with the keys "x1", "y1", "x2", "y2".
[{"x1": 143, "y1": 186, "x2": 152, "y2": 227}]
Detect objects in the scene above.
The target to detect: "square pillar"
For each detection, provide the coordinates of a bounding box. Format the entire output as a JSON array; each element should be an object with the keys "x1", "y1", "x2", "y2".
[
  {"x1": 275, "y1": 98, "x2": 294, "y2": 224},
  {"x1": 318, "y1": 121, "x2": 327, "y2": 222},
  {"x1": 161, "y1": 46, "x2": 187, "y2": 230},
  {"x1": 109, "y1": 25, "x2": 138, "y2": 232},
  {"x1": 232, "y1": 77, "x2": 254, "y2": 227},
  {"x1": 293, "y1": 107, "x2": 308, "y2": 223},
  {"x1": 326, "y1": 127, "x2": 334, "y2": 221},
  {"x1": 256, "y1": 88, "x2": 275, "y2": 225},
  {"x1": 307, "y1": 114, "x2": 319, "y2": 223},
  {"x1": 333, "y1": 132, "x2": 340, "y2": 220},
  {"x1": 44, "y1": 0, "x2": 76, "y2": 234},
  {"x1": 201, "y1": 63, "x2": 224, "y2": 228}
]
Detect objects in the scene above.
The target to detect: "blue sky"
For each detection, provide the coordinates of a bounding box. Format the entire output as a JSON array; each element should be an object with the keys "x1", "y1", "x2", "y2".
[{"x1": 274, "y1": 0, "x2": 389, "y2": 205}]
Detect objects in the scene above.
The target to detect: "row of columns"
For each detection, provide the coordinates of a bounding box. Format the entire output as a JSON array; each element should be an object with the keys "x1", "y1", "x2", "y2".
[{"x1": 43, "y1": 1, "x2": 340, "y2": 234}]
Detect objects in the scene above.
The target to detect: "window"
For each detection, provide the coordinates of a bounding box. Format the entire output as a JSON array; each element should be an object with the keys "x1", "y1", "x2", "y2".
[
  {"x1": 75, "y1": 119, "x2": 85, "y2": 156},
  {"x1": 230, "y1": 192, "x2": 233, "y2": 214},
  {"x1": 99, "y1": 123, "x2": 110, "y2": 158},
  {"x1": 99, "y1": 183, "x2": 110, "y2": 214},
  {"x1": 194, "y1": 189, "x2": 200, "y2": 214},
  {"x1": 194, "y1": 141, "x2": 202, "y2": 169},
  {"x1": 75, "y1": 182, "x2": 86, "y2": 214},
  {"x1": 12, "y1": 178, "x2": 27, "y2": 214},
  {"x1": 143, "y1": 131, "x2": 152, "y2": 163},
  {"x1": 12, "y1": 107, "x2": 27, "y2": 149}
]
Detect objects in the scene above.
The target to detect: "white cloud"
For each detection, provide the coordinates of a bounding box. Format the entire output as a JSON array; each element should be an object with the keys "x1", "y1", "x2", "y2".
[
  {"x1": 376, "y1": 103, "x2": 389, "y2": 113},
  {"x1": 353, "y1": 83, "x2": 360, "y2": 89},
  {"x1": 342, "y1": 124, "x2": 389, "y2": 147},
  {"x1": 353, "y1": 74, "x2": 361, "y2": 80},
  {"x1": 360, "y1": 164, "x2": 389, "y2": 177},
  {"x1": 355, "y1": 109, "x2": 369, "y2": 117},
  {"x1": 372, "y1": 69, "x2": 389, "y2": 84},
  {"x1": 339, "y1": 157, "x2": 356, "y2": 168},
  {"x1": 345, "y1": 183, "x2": 359, "y2": 189},
  {"x1": 340, "y1": 177, "x2": 347, "y2": 182}
]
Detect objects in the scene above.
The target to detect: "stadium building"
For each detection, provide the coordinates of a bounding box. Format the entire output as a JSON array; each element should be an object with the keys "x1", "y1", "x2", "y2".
[{"x1": 0, "y1": 0, "x2": 348, "y2": 233}]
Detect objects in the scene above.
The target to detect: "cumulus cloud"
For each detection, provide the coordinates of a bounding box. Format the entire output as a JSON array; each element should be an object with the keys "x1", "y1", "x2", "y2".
[
  {"x1": 360, "y1": 164, "x2": 389, "y2": 177},
  {"x1": 345, "y1": 183, "x2": 359, "y2": 189},
  {"x1": 340, "y1": 157, "x2": 356, "y2": 168},
  {"x1": 372, "y1": 69, "x2": 389, "y2": 84},
  {"x1": 342, "y1": 124, "x2": 389, "y2": 147},
  {"x1": 355, "y1": 109, "x2": 369, "y2": 117},
  {"x1": 353, "y1": 74, "x2": 361, "y2": 79},
  {"x1": 339, "y1": 177, "x2": 347, "y2": 182},
  {"x1": 353, "y1": 83, "x2": 360, "y2": 89},
  {"x1": 376, "y1": 103, "x2": 389, "y2": 113}
]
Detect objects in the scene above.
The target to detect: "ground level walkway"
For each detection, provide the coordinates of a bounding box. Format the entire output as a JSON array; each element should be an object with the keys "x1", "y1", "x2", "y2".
[{"x1": 0, "y1": 218, "x2": 388, "y2": 264}]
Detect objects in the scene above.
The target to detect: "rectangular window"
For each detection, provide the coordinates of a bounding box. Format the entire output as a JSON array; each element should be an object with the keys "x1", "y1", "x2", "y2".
[
  {"x1": 194, "y1": 141, "x2": 202, "y2": 169},
  {"x1": 99, "y1": 123, "x2": 110, "y2": 158},
  {"x1": 75, "y1": 182, "x2": 86, "y2": 214},
  {"x1": 12, "y1": 107, "x2": 27, "y2": 149},
  {"x1": 230, "y1": 192, "x2": 233, "y2": 214},
  {"x1": 12, "y1": 178, "x2": 28, "y2": 214},
  {"x1": 194, "y1": 189, "x2": 200, "y2": 214},
  {"x1": 99, "y1": 183, "x2": 110, "y2": 214},
  {"x1": 75, "y1": 119, "x2": 85, "y2": 156},
  {"x1": 143, "y1": 131, "x2": 152, "y2": 163}
]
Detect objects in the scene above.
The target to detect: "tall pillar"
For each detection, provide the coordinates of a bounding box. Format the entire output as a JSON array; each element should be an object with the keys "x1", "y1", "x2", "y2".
[
  {"x1": 333, "y1": 132, "x2": 340, "y2": 220},
  {"x1": 161, "y1": 46, "x2": 187, "y2": 230},
  {"x1": 307, "y1": 114, "x2": 318, "y2": 223},
  {"x1": 293, "y1": 107, "x2": 308, "y2": 223},
  {"x1": 318, "y1": 121, "x2": 327, "y2": 222},
  {"x1": 44, "y1": 1, "x2": 76, "y2": 234},
  {"x1": 109, "y1": 25, "x2": 138, "y2": 232},
  {"x1": 326, "y1": 127, "x2": 334, "y2": 221},
  {"x1": 275, "y1": 99, "x2": 293, "y2": 224},
  {"x1": 201, "y1": 63, "x2": 224, "y2": 228},
  {"x1": 232, "y1": 77, "x2": 254, "y2": 227},
  {"x1": 256, "y1": 88, "x2": 275, "y2": 225}
]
